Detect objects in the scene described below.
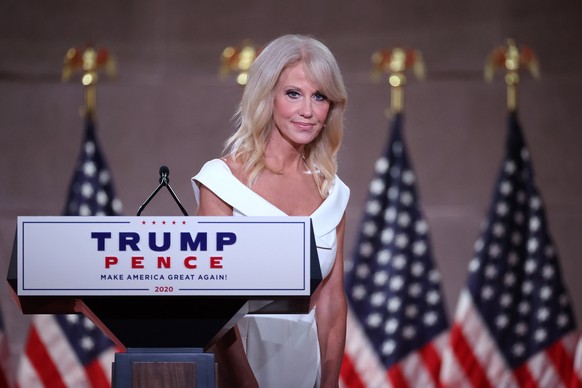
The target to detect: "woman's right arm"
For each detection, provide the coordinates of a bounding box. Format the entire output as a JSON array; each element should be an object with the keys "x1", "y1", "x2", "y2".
[{"x1": 196, "y1": 183, "x2": 258, "y2": 388}]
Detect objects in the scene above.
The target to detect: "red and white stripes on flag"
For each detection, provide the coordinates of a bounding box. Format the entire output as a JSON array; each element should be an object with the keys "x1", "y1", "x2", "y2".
[
  {"x1": 441, "y1": 291, "x2": 580, "y2": 387},
  {"x1": 439, "y1": 113, "x2": 580, "y2": 388},
  {"x1": 342, "y1": 309, "x2": 448, "y2": 388},
  {"x1": 17, "y1": 315, "x2": 118, "y2": 388}
]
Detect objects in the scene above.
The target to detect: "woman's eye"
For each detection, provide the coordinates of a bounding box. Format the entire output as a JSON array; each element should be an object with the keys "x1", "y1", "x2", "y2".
[
  {"x1": 286, "y1": 90, "x2": 300, "y2": 98},
  {"x1": 313, "y1": 92, "x2": 328, "y2": 102}
]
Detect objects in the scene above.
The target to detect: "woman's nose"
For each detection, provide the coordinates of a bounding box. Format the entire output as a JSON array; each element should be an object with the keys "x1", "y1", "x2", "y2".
[{"x1": 299, "y1": 100, "x2": 313, "y2": 117}]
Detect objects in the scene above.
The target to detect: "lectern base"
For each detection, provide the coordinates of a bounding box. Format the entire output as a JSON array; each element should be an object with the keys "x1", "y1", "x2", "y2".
[{"x1": 113, "y1": 348, "x2": 215, "y2": 388}]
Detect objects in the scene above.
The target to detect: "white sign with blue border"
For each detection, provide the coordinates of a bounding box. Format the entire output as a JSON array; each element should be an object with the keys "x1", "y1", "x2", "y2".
[{"x1": 17, "y1": 216, "x2": 311, "y2": 297}]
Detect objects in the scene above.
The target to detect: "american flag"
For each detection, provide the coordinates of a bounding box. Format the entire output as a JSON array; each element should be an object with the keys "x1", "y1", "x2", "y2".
[
  {"x1": 440, "y1": 112, "x2": 581, "y2": 387},
  {"x1": 341, "y1": 113, "x2": 449, "y2": 387},
  {"x1": 17, "y1": 116, "x2": 123, "y2": 387}
]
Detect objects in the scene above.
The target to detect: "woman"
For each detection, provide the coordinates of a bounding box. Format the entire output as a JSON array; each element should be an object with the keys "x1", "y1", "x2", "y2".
[{"x1": 192, "y1": 34, "x2": 349, "y2": 388}]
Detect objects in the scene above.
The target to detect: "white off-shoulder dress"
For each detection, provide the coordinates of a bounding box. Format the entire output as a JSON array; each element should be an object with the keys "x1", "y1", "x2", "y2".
[{"x1": 192, "y1": 159, "x2": 349, "y2": 388}]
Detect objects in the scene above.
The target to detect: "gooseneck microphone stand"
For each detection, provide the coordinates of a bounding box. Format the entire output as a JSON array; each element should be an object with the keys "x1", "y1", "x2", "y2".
[{"x1": 136, "y1": 165, "x2": 189, "y2": 216}]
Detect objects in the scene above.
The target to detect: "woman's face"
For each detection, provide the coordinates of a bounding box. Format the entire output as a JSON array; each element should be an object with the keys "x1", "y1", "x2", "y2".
[{"x1": 271, "y1": 62, "x2": 330, "y2": 148}]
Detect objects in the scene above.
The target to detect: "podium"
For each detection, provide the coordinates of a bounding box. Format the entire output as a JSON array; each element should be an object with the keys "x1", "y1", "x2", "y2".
[{"x1": 8, "y1": 216, "x2": 322, "y2": 387}]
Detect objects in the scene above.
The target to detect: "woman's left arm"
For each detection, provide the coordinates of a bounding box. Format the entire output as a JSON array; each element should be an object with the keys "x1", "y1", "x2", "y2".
[{"x1": 315, "y1": 212, "x2": 348, "y2": 388}]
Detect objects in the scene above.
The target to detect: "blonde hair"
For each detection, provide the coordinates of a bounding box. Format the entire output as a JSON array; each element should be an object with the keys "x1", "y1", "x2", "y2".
[{"x1": 223, "y1": 34, "x2": 348, "y2": 197}]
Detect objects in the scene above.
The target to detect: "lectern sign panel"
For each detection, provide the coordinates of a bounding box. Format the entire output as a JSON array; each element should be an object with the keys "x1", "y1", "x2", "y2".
[{"x1": 17, "y1": 216, "x2": 311, "y2": 297}]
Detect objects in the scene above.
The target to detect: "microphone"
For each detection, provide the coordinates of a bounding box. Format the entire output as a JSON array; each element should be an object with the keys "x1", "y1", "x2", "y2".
[
  {"x1": 159, "y1": 165, "x2": 170, "y2": 185},
  {"x1": 136, "y1": 165, "x2": 189, "y2": 216}
]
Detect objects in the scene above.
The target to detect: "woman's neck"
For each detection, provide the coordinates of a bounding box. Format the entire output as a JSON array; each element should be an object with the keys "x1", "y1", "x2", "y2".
[
  {"x1": 264, "y1": 133, "x2": 306, "y2": 175},
  {"x1": 264, "y1": 151, "x2": 306, "y2": 175}
]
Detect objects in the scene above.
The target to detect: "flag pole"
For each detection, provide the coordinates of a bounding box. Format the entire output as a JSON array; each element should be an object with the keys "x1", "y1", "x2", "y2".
[
  {"x1": 371, "y1": 47, "x2": 425, "y2": 115},
  {"x1": 484, "y1": 38, "x2": 540, "y2": 112},
  {"x1": 62, "y1": 45, "x2": 117, "y2": 118}
]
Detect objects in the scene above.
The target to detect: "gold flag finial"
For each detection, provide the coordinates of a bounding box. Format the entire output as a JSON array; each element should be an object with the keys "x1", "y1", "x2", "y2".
[
  {"x1": 219, "y1": 40, "x2": 260, "y2": 86},
  {"x1": 371, "y1": 47, "x2": 425, "y2": 114},
  {"x1": 62, "y1": 45, "x2": 117, "y2": 117},
  {"x1": 484, "y1": 39, "x2": 540, "y2": 111}
]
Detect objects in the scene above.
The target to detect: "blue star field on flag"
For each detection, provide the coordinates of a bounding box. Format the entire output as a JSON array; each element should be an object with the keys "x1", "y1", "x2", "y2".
[
  {"x1": 465, "y1": 112, "x2": 577, "y2": 368},
  {"x1": 63, "y1": 116, "x2": 123, "y2": 216},
  {"x1": 344, "y1": 113, "x2": 449, "y2": 368},
  {"x1": 54, "y1": 314, "x2": 115, "y2": 369}
]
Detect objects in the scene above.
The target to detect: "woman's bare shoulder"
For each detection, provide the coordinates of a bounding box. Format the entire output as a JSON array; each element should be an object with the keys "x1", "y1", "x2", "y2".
[{"x1": 222, "y1": 155, "x2": 247, "y2": 181}]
